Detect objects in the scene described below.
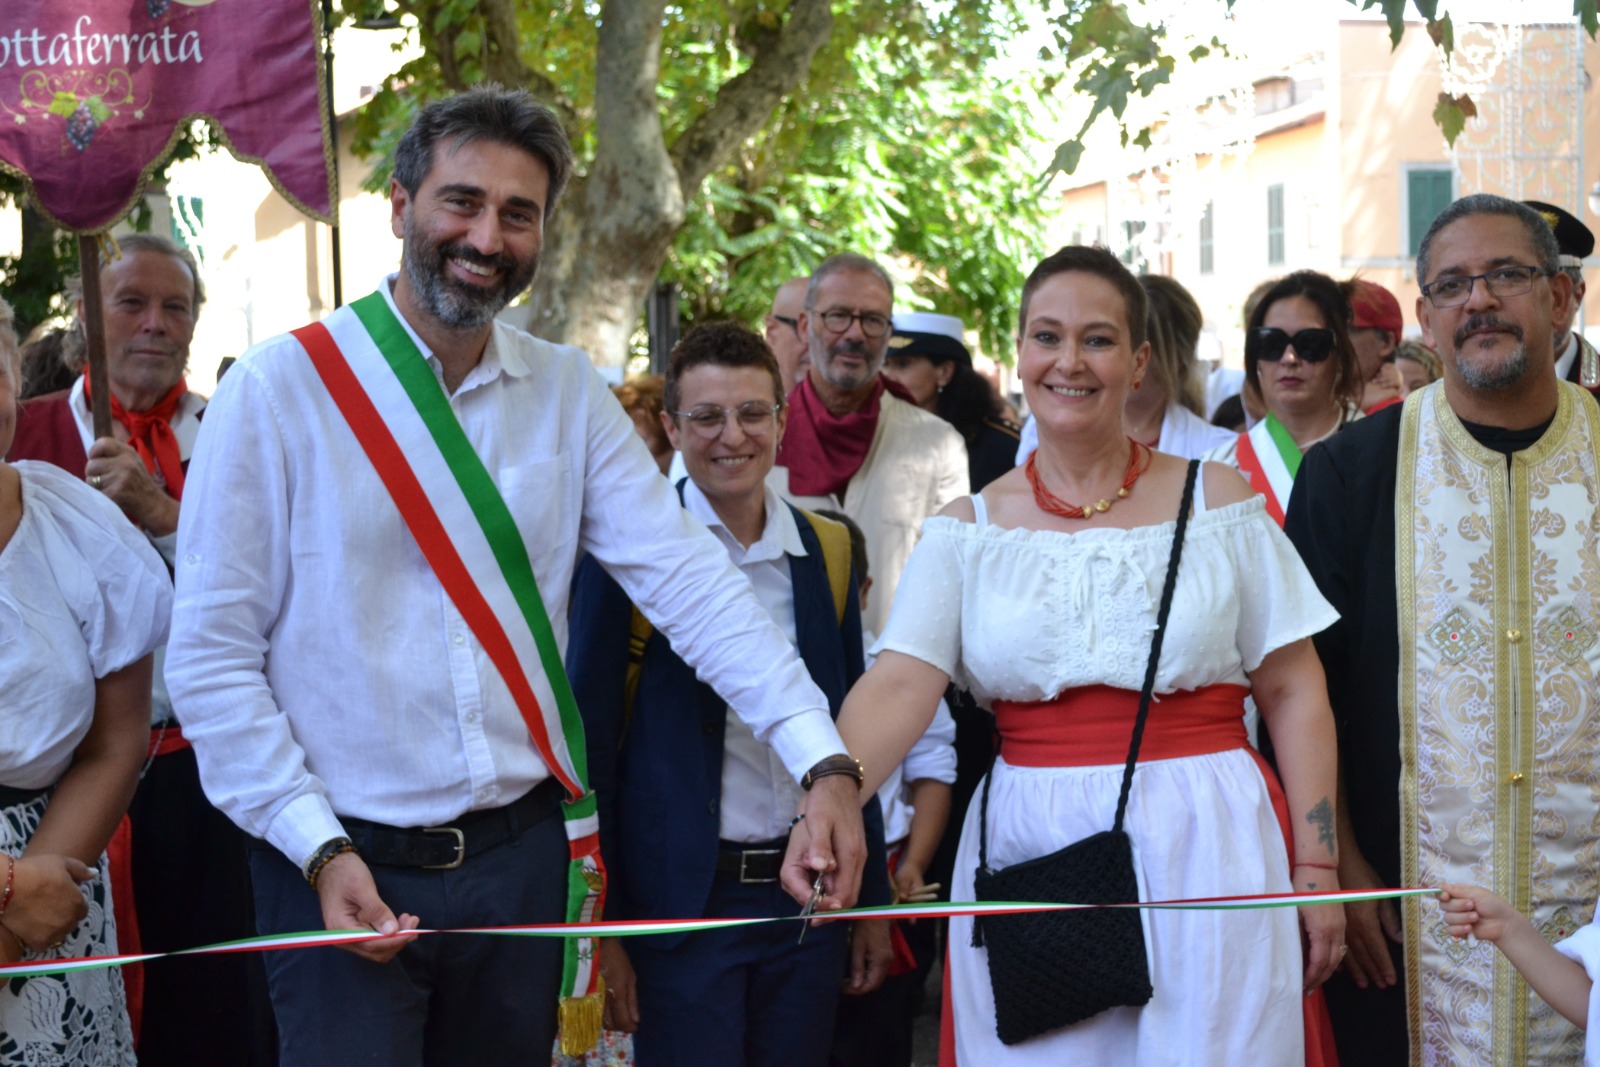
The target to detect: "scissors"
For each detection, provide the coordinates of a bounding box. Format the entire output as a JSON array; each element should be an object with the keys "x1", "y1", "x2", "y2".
[{"x1": 797, "y1": 869, "x2": 825, "y2": 944}]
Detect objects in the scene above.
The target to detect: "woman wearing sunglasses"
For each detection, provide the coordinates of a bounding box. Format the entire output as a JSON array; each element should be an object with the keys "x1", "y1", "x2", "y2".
[{"x1": 1204, "y1": 271, "x2": 1364, "y2": 526}]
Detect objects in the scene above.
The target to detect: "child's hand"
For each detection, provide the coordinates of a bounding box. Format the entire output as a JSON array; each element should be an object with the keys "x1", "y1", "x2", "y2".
[{"x1": 1439, "y1": 883, "x2": 1518, "y2": 942}]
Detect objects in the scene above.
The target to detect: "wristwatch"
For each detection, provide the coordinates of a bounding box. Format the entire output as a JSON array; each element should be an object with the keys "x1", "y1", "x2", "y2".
[{"x1": 801, "y1": 753, "x2": 864, "y2": 791}]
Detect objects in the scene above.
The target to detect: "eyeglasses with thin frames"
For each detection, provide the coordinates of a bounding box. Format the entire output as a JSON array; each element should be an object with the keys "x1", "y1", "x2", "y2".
[
  {"x1": 1421, "y1": 265, "x2": 1551, "y2": 309},
  {"x1": 815, "y1": 308, "x2": 892, "y2": 339},
  {"x1": 671, "y1": 401, "x2": 783, "y2": 440}
]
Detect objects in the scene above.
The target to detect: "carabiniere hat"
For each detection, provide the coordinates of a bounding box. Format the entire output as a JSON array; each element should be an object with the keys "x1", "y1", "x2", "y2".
[
  {"x1": 888, "y1": 310, "x2": 972, "y2": 367},
  {"x1": 1523, "y1": 200, "x2": 1595, "y2": 269}
]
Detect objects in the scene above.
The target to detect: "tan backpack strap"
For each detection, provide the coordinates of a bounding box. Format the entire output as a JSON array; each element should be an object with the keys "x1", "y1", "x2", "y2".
[
  {"x1": 622, "y1": 605, "x2": 653, "y2": 739},
  {"x1": 799, "y1": 509, "x2": 852, "y2": 626}
]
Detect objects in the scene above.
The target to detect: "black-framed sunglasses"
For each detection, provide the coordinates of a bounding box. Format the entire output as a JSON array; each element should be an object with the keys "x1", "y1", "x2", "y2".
[{"x1": 1248, "y1": 327, "x2": 1336, "y2": 363}]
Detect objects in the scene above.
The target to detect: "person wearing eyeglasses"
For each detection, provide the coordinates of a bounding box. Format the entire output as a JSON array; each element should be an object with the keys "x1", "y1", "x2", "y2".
[
  {"x1": 1286, "y1": 194, "x2": 1600, "y2": 1066},
  {"x1": 763, "y1": 277, "x2": 812, "y2": 395},
  {"x1": 566, "y1": 321, "x2": 892, "y2": 1067},
  {"x1": 1202, "y1": 271, "x2": 1364, "y2": 527},
  {"x1": 775, "y1": 253, "x2": 969, "y2": 636}
]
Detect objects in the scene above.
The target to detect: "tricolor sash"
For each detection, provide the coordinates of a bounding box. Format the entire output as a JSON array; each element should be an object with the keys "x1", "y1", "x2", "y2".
[
  {"x1": 292, "y1": 291, "x2": 606, "y2": 1055},
  {"x1": 1233, "y1": 414, "x2": 1299, "y2": 527}
]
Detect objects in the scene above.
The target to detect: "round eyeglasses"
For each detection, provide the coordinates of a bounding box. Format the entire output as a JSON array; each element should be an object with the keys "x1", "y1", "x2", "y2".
[
  {"x1": 671, "y1": 401, "x2": 783, "y2": 439},
  {"x1": 816, "y1": 309, "x2": 892, "y2": 338}
]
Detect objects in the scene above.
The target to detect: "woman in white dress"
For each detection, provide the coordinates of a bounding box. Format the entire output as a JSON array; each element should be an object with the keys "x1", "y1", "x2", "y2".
[
  {"x1": 0, "y1": 296, "x2": 171, "y2": 1064},
  {"x1": 822, "y1": 247, "x2": 1346, "y2": 1064}
]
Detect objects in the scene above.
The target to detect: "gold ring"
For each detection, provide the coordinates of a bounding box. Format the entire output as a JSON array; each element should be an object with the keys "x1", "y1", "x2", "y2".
[{"x1": 86, "y1": 474, "x2": 103, "y2": 489}]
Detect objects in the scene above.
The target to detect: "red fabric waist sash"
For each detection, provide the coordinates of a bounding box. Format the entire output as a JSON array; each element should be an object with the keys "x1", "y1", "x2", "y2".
[{"x1": 992, "y1": 683, "x2": 1252, "y2": 768}]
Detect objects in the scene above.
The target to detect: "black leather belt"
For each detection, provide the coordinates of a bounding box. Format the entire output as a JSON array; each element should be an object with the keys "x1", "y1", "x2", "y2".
[
  {"x1": 714, "y1": 837, "x2": 790, "y2": 884},
  {"x1": 341, "y1": 777, "x2": 563, "y2": 871}
]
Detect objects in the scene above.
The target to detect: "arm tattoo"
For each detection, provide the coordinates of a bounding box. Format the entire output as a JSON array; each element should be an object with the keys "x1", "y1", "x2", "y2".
[{"x1": 1305, "y1": 797, "x2": 1336, "y2": 854}]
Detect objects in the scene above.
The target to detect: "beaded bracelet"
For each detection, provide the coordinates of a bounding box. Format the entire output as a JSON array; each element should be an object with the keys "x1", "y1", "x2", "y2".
[
  {"x1": 0, "y1": 854, "x2": 13, "y2": 917},
  {"x1": 302, "y1": 837, "x2": 357, "y2": 889}
]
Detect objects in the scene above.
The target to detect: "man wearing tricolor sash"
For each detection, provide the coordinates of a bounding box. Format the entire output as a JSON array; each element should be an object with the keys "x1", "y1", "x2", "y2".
[
  {"x1": 165, "y1": 87, "x2": 868, "y2": 1065},
  {"x1": 1288, "y1": 194, "x2": 1600, "y2": 1066}
]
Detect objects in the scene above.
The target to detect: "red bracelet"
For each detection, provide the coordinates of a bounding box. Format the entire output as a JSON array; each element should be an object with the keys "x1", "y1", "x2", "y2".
[
  {"x1": 0, "y1": 854, "x2": 13, "y2": 916},
  {"x1": 1294, "y1": 861, "x2": 1338, "y2": 871}
]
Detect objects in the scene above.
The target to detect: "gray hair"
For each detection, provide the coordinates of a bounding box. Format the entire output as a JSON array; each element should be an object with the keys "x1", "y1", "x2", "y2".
[
  {"x1": 392, "y1": 85, "x2": 574, "y2": 221},
  {"x1": 1416, "y1": 194, "x2": 1561, "y2": 283},
  {"x1": 806, "y1": 253, "x2": 894, "y2": 309},
  {"x1": 70, "y1": 233, "x2": 206, "y2": 316}
]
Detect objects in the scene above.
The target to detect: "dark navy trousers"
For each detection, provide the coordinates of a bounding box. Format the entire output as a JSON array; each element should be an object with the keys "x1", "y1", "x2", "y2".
[
  {"x1": 627, "y1": 876, "x2": 850, "y2": 1067},
  {"x1": 249, "y1": 801, "x2": 568, "y2": 1067}
]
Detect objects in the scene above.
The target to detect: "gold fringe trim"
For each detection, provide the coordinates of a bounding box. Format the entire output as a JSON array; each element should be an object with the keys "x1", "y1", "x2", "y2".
[{"x1": 557, "y1": 978, "x2": 605, "y2": 1058}]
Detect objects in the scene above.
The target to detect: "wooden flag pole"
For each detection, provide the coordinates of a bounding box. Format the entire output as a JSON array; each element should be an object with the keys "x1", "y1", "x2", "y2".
[{"x1": 78, "y1": 234, "x2": 112, "y2": 441}]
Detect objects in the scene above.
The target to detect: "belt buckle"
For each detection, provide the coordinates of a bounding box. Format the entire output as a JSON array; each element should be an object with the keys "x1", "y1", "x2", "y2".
[
  {"x1": 739, "y1": 848, "x2": 781, "y2": 884},
  {"x1": 421, "y1": 826, "x2": 466, "y2": 870}
]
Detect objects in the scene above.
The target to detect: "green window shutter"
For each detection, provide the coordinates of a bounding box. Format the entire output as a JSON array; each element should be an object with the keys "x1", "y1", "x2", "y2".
[{"x1": 1408, "y1": 169, "x2": 1453, "y2": 255}]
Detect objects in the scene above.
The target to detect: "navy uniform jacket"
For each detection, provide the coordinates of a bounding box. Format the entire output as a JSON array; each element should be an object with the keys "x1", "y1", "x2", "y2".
[{"x1": 567, "y1": 501, "x2": 890, "y2": 945}]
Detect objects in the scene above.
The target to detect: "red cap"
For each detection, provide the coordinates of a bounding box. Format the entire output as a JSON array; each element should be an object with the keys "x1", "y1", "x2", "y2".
[{"x1": 1349, "y1": 279, "x2": 1403, "y2": 340}]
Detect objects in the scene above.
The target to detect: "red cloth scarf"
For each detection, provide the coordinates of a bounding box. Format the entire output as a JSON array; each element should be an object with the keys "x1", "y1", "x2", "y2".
[
  {"x1": 777, "y1": 375, "x2": 893, "y2": 499},
  {"x1": 83, "y1": 371, "x2": 188, "y2": 500}
]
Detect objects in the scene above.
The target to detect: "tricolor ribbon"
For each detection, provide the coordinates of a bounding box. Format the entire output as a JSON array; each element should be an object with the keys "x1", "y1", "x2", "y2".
[{"x1": 0, "y1": 887, "x2": 1440, "y2": 979}]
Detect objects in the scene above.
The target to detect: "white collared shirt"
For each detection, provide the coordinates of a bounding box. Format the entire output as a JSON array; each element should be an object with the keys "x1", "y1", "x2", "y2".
[
  {"x1": 62, "y1": 375, "x2": 204, "y2": 724},
  {"x1": 167, "y1": 277, "x2": 845, "y2": 866},
  {"x1": 681, "y1": 479, "x2": 810, "y2": 842},
  {"x1": 61, "y1": 373, "x2": 206, "y2": 566},
  {"x1": 1556, "y1": 332, "x2": 1581, "y2": 381}
]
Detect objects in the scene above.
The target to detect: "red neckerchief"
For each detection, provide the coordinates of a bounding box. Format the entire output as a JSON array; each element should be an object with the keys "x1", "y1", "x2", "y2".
[
  {"x1": 778, "y1": 375, "x2": 889, "y2": 498},
  {"x1": 83, "y1": 370, "x2": 188, "y2": 500}
]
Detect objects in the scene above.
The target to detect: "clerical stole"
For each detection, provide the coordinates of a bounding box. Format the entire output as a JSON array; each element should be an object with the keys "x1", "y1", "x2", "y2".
[{"x1": 1397, "y1": 382, "x2": 1600, "y2": 1065}]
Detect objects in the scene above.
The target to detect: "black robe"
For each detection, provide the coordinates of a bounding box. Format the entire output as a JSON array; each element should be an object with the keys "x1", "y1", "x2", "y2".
[{"x1": 1284, "y1": 392, "x2": 1596, "y2": 1065}]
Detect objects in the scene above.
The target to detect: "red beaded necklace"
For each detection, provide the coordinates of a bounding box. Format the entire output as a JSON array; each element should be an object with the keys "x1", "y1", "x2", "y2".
[{"x1": 1026, "y1": 437, "x2": 1151, "y2": 520}]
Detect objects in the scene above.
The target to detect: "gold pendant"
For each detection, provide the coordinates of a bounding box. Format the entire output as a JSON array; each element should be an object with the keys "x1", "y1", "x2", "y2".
[{"x1": 1093, "y1": 499, "x2": 1111, "y2": 513}]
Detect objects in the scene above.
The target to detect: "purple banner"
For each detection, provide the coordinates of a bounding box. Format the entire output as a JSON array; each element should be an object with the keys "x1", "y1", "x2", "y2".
[{"x1": 0, "y1": 0, "x2": 333, "y2": 233}]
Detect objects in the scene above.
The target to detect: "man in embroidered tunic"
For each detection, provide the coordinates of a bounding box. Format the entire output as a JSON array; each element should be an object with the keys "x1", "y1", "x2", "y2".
[
  {"x1": 1287, "y1": 194, "x2": 1600, "y2": 1066},
  {"x1": 165, "y1": 87, "x2": 868, "y2": 1066}
]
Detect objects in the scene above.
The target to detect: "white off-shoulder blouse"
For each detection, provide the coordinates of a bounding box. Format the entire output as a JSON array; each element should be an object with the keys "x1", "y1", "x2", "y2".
[
  {"x1": 0, "y1": 461, "x2": 171, "y2": 788},
  {"x1": 871, "y1": 494, "x2": 1338, "y2": 705}
]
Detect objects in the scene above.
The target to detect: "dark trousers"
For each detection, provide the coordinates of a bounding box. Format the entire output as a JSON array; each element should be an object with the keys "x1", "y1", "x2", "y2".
[
  {"x1": 248, "y1": 798, "x2": 568, "y2": 1067},
  {"x1": 628, "y1": 878, "x2": 850, "y2": 1067},
  {"x1": 130, "y1": 745, "x2": 276, "y2": 1066},
  {"x1": 1323, "y1": 941, "x2": 1409, "y2": 1066},
  {"x1": 830, "y1": 915, "x2": 935, "y2": 1067}
]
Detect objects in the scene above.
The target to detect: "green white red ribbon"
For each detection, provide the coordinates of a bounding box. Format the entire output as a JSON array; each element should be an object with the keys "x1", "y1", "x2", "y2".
[{"x1": 0, "y1": 887, "x2": 1439, "y2": 979}]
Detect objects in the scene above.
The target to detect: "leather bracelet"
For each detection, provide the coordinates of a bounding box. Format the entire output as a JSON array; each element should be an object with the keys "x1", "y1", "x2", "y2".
[
  {"x1": 303, "y1": 837, "x2": 357, "y2": 889},
  {"x1": 800, "y1": 754, "x2": 864, "y2": 792}
]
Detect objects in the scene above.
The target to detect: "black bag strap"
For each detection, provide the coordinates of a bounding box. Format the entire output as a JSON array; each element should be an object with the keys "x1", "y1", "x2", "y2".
[{"x1": 979, "y1": 459, "x2": 1201, "y2": 869}]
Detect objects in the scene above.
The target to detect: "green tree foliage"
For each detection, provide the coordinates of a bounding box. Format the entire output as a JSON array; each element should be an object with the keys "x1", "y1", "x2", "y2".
[{"x1": 342, "y1": 0, "x2": 1053, "y2": 362}]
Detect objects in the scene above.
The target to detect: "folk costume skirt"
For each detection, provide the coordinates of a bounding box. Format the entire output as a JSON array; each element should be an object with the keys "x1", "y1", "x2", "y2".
[
  {"x1": 0, "y1": 791, "x2": 135, "y2": 1067},
  {"x1": 945, "y1": 685, "x2": 1306, "y2": 1066}
]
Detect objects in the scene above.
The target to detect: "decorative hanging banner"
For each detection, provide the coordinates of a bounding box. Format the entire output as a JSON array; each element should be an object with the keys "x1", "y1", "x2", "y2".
[
  {"x1": 0, "y1": 887, "x2": 1442, "y2": 980},
  {"x1": 0, "y1": 0, "x2": 334, "y2": 233}
]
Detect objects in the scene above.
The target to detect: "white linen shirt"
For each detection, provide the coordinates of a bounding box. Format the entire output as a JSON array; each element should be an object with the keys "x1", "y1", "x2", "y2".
[
  {"x1": 680, "y1": 480, "x2": 810, "y2": 843},
  {"x1": 166, "y1": 278, "x2": 845, "y2": 867}
]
